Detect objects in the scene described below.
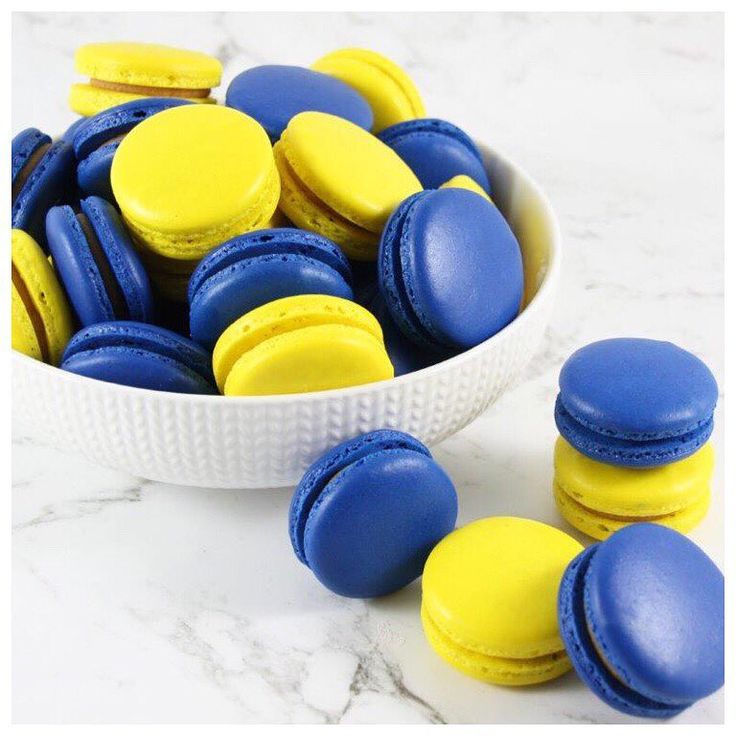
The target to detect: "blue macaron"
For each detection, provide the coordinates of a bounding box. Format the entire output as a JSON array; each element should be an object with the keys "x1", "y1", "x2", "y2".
[
  {"x1": 555, "y1": 338, "x2": 718, "y2": 468},
  {"x1": 46, "y1": 196, "x2": 155, "y2": 326},
  {"x1": 289, "y1": 429, "x2": 458, "y2": 598},
  {"x1": 377, "y1": 118, "x2": 491, "y2": 194},
  {"x1": 558, "y1": 523, "x2": 723, "y2": 718},
  {"x1": 225, "y1": 65, "x2": 373, "y2": 142},
  {"x1": 378, "y1": 188, "x2": 523, "y2": 353},
  {"x1": 61, "y1": 321, "x2": 216, "y2": 394},
  {"x1": 72, "y1": 98, "x2": 191, "y2": 201},
  {"x1": 12, "y1": 128, "x2": 76, "y2": 249},
  {"x1": 60, "y1": 117, "x2": 87, "y2": 143},
  {"x1": 188, "y1": 228, "x2": 354, "y2": 349}
]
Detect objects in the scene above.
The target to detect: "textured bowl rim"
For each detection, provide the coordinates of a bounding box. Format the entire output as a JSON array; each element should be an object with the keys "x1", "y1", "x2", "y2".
[{"x1": 12, "y1": 141, "x2": 561, "y2": 406}]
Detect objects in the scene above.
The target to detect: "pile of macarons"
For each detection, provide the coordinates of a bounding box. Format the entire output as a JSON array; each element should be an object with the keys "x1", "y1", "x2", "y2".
[{"x1": 12, "y1": 41, "x2": 523, "y2": 395}]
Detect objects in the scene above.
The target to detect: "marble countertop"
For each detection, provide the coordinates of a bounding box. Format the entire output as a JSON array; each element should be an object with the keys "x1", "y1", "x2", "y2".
[{"x1": 12, "y1": 12, "x2": 724, "y2": 724}]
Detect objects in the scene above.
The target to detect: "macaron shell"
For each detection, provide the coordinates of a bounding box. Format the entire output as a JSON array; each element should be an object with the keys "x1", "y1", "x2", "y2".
[
  {"x1": 422, "y1": 517, "x2": 583, "y2": 660},
  {"x1": 440, "y1": 174, "x2": 492, "y2": 201},
  {"x1": 277, "y1": 111, "x2": 421, "y2": 234},
  {"x1": 77, "y1": 142, "x2": 119, "y2": 199},
  {"x1": 378, "y1": 118, "x2": 491, "y2": 193},
  {"x1": 11, "y1": 229, "x2": 74, "y2": 365},
  {"x1": 225, "y1": 65, "x2": 373, "y2": 141},
  {"x1": 223, "y1": 322, "x2": 393, "y2": 396},
  {"x1": 303, "y1": 448, "x2": 457, "y2": 597},
  {"x1": 421, "y1": 603, "x2": 573, "y2": 686},
  {"x1": 69, "y1": 83, "x2": 215, "y2": 117},
  {"x1": 74, "y1": 42, "x2": 222, "y2": 88},
  {"x1": 313, "y1": 48, "x2": 425, "y2": 133},
  {"x1": 212, "y1": 294, "x2": 384, "y2": 391},
  {"x1": 111, "y1": 105, "x2": 279, "y2": 259}
]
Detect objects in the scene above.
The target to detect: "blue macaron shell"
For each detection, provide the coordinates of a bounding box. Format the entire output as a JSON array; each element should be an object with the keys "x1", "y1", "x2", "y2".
[
  {"x1": 379, "y1": 188, "x2": 523, "y2": 352},
  {"x1": 73, "y1": 98, "x2": 191, "y2": 199},
  {"x1": 303, "y1": 448, "x2": 458, "y2": 598},
  {"x1": 189, "y1": 228, "x2": 353, "y2": 349},
  {"x1": 61, "y1": 322, "x2": 216, "y2": 394},
  {"x1": 12, "y1": 128, "x2": 76, "y2": 248},
  {"x1": 559, "y1": 524, "x2": 724, "y2": 718},
  {"x1": 556, "y1": 338, "x2": 718, "y2": 467},
  {"x1": 225, "y1": 65, "x2": 373, "y2": 142},
  {"x1": 289, "y1": 429, "x2": 432, "y2": 565},
  {"x1": 60, "y1": 117, "x2": 87, "y2": 143},
  {"x1": 377, "y1": 118, "x2": 491, "y2": 193}
]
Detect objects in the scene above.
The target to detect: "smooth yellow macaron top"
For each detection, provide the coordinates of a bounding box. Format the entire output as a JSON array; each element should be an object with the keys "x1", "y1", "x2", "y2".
[
  {"x1": 111, "y1": 105, "x2": 279, "y2": 261},
  {"x1": 313, "y1": 48, "x2": 425, "y2": 133},
  {"x1": 421, "y1": 516, "x2": 583, "y2": 684},
  {"x1": 212, "y1": 294, "x2": 394, "y2": 396},
  {"x1": 11, "y1": 229, "x2": 73, "y2": 366},
  {"x1": 440, "y1": 174, "x2": 492, "y2": 202},
  {"x1": 71, "y1": 42, "x2": 222, "y2": 115},
  {"x1": 274, "y1": 111, "x2": 421, "y2": 259}
]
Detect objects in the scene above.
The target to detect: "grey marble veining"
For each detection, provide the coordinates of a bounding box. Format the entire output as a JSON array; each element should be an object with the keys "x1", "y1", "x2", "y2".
[{"x1": 12, "y1": 12, "x2": 723, "y2": 724}]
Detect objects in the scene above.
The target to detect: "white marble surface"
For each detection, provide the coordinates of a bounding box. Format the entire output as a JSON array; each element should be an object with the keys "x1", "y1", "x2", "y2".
[{"x1": 11, "y1": 12, "x2": 724, "y2": 724}]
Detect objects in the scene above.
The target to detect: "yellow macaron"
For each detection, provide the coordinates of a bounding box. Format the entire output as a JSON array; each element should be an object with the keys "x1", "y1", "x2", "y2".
[
  {"x1": 312, "y1": 48, "x2": 425, "y2": 133},
  {"x1": 70, "y1": 42, "x2": 222, "y2": 116},
  {"x1": 11, "y1": 229, "x2": 74, "y2": 366},
  {"x1": 553, "y1": 436, "x2": 714, "y2": 540},
  {"x1": 111, "y1": 104, "x2": 279, "y2": 297},
  {"x1": 212, "y1": 294, "x2": 394, "y2": 396},
  {"x1": 421, "y1": 516, "x2": 583, "y2": 686},
  {"x1": 440, "y1": 174, "x2": 493, "y2": 202},
  {"x1": 274, "y1": 111, "x2": 421, "y2": 260}
]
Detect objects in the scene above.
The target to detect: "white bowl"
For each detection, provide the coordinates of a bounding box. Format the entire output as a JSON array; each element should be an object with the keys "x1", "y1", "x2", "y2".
[{"x1": 12, "y1": 144, "x2": 561, "y2": 489}]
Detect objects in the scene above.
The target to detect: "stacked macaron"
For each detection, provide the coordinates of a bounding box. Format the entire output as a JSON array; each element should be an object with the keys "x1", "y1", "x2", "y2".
[{"x1": 553, "y1": 338, "x2": 719, "y2": 539}]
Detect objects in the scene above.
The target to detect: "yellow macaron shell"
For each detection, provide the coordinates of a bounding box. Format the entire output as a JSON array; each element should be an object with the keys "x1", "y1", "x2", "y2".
[
  {"x1": 212, "y1": 295, "x2": 394, "y2": 395},
  {"x1": 11, "y1": 229, "x2": 73, "y2": 366},
  {"x1": 111, "y1": 105, "x2": 279, "y2": 260},
  {"x1": 553, "y1": 436, "x2": 713, "y2": 539},
  {"x1": 421, "y1": 517, "x2": 583, "y2": 685},
  {"x1": 275, "y1": 111, "x2": 421, "y2": 259},
  {"x1": 313, "y1": 48, "x2": 425, "y2": 133},
  {"x1": 440, "y1": 174, "x2": 492, "y2": 202}
]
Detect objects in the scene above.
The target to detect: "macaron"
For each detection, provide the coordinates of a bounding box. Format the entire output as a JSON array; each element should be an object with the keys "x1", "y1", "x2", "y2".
[
  {"x1": 212, "y1": 294, "x2": 394, "y2": 396},
  {"x1": 61, "y1": 321, "x2": 216, "y2": 394},
  {"x1": 553, "y1": 436, "x2": 714, "y2": 540},
  {"x1": 378, "y1": 118, "x2": 491, "y2": 194},
  {"x1": 312, "y1": 48, "x2": 425, "y2": 133},
  {"x1": 421, "y1": 517, "x2": 583, "y2": 686},
  {"x1": 60, "y1": 117, "x2": 87, "y2": 143},
  {"x1": 289, "y1": 429, "x2": 458, "y2": 598},
  {"x1": 46, "y1": 196, "x2": 155, "y2": 327},
  {"x1": 72, "y1": 97, "x2": 191, "y2": 201},
  {"x1": 188, "y1": 228, "x2": 354, "y2": 350},
  {"x1": 12, "y1": 128, "x2": 76, "y2": 249},
  {"x1": 111, "y1": 104, "x2": 280, "y2": 299},
  {"x1": 70, "y1": 42, "x2": 222, "y2": 116},
  {"x1": 378, "y1": 188, "x2": 523, "y2": 352},
  {"x1": 440, "y1": 174, "x2": 492, "y2": 201},
  {"x1": 274, "y1": 111, "x2": 422, "y2": 260},
  {"x1": 225, "y1": 65, "x2": 373, "y2": 142},
  {"x1": 555, "y1": 338, "x2": 719, "y2": 468},
  {"x1": 558, "y1": 523, "x2": 724, "y2": 718},
  {"x1": 11, "y1": 229, "x2": 74, "y2": 366}
]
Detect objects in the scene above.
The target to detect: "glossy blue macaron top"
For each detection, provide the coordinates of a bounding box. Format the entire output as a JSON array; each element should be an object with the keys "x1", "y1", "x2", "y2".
[
  {"x1": 558, "y1": 523, "x2": 724, "y2": 718},
  {"x1": 289, "y1": 429, "x2": 458, "y2": 598},
  {"x1": 72, "y1": 98, "x2": 191, "y2": 200},
  {"x1": 188, "y1": 228, "x2": 354, "y2": 349},
  {"x1": 379, "y1": 188, "x2": 523, "y2": 352},
  {"x1": 556, "y1": 338, "x2": 718, "y2": 467},
  {"x1": 225, "y1": 65, "x2": 373, "y2": 141},
  {"x1": 61, "y1": 321, "x2": 216, "y2": 395},
  {"x1": 377, "y1": 118, "x2": 491, "y2": 193},
  {"x1": 46, "y1": 196, "x2": 154, "y2": 326},
  {"x1": 12, "y1": 128, "x2": 76, "y2": 248}
]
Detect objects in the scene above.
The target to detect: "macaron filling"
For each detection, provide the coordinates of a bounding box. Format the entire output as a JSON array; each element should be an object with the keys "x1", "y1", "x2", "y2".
[
  {"x1": 11, "y1": 262, "x2": 50, "y2": 363},
  {"x1": 89, "y1": 78, "x2": 211, "y2": 98},
  {"x1": 12, "y1": 142, "x2": 51, "y2": 205}
]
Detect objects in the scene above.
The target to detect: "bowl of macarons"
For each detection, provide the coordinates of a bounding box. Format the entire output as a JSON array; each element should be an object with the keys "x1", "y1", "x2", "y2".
[{"x1": 11, "y1": 42, "x2": 560, "y2": 489}]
